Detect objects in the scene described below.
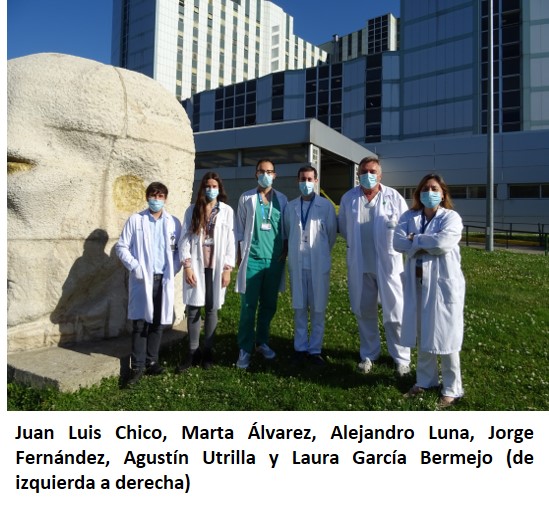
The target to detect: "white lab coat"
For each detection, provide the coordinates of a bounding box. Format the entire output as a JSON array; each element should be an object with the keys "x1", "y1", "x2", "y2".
[
  {"x1": 284, "y1": 194, "x2": 337, "y2": 311},
  {"x1": 116, "y1": 209, "x2": 181, "y2": 325},
  {"x1": 179, "y1": 202, "x2": 236, "y2": 309},
  {"x1": 393, "y1": 207, "x2": 465, "y2": 354},
  {"x1": 338, "y1": 184, "x2": 408, "y2": 320},
  {"x1": 235, "y1": 188, "x2": 288, "y2": 294}
]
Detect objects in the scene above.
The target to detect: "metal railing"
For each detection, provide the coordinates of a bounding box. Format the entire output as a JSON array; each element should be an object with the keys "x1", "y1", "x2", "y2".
[{"x1": 463, "y1": 222, "x2": 549, "y2": 255}]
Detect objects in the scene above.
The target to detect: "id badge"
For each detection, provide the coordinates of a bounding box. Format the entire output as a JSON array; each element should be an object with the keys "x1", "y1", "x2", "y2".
[
  {"x1": 260, "y1": 222, "x2": 272, "y2": 231},
  {"x1": 301, "y1": 232, "x2": 309, "y2": 243}
]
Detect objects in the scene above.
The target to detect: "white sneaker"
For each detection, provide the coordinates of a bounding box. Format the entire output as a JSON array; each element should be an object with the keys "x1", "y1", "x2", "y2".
[
  {"x1": 357, "y1": 358, "x2": 373, "y2": 374},
  {"x1": 396, "y1": 363, "x2": 411, "y2": 377},
  {"x1": 236, "y1": 349, "x2": 251, "y2": 369},
  {"x1": 256, "y1": 343, "x2": 276, "y2": 360}
]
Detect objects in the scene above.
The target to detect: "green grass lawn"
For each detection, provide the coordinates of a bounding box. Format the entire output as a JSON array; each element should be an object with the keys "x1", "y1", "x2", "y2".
[{"x1": 7, "y1": 238, "x2": 549, "y2": 411}]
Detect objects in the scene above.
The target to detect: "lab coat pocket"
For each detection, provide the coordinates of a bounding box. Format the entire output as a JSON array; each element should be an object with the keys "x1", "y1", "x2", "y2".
[
  {"x1": 438, "y1": 277, "x2": 461, "y2": 304},
  {"x1": 133, "y1": 265, "x2": 144, "y2": 281},
  {"x1": 385, "y1": 218, "x2": 397, "y2": 252}
]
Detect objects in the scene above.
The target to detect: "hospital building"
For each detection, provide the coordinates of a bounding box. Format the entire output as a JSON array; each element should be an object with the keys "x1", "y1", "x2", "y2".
[{"x1": 112, "y1": 0, "x2": 549, "y2": 232}]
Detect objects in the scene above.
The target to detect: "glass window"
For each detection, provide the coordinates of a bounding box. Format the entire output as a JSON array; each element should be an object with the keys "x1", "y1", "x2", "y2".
[
  {"x1": 331, "y1": 89, "x2": 342, "y2": 102},
  {"x1": 196, "y1": 150, "x2": 238, "y2": 169},
  {"x1": 272, "y1": 109, "x2": 283, "y2": 121},
  {"x1": 272, "y1": 71, "x2": 284, "y2": 85},
  {"x1": 332, "y1": 63, "x2": 342, "y2": 76},
  {"x1": 502, "y1": 90, "x2": 520, "y2": 108},
  {"x1": 319, "y1": 65, "x2": 329, "y2": 79},
  {"x1": 502, "y1": 56, "x2": 520, "y2": 75},
  {"x1": 367, "y1": 81, "x2": 381, "y2": 95},
  {"x1": 448, "y1": 186, "x2": 467, "y2": 199},
  {"x1": 272, "y1": 96, "x2": 283, "y2": 109},
  {"x1": 306, "y1": 81, "x2": 317, "y2": 93},
  {"x1": 366, "y1": 68, "x2": 381, "y2": 81},
  {"x1": 366, "y1": 108, "x2": 381, "y2": 123},
  {"x1": 242, "y1": 144, "x2": 306, "y2": 166},
  {"x1": 468, "y1": 186, "x2": 487, "y2": 199},
  {"x1": 502, "y1": 108, "x2": 520, "y2": 123},
  {"x1": 306, "y1": 67, "x2": 317, "y2": 81},
  {"x1": 509, "y1": 185, "x2": 540, "y2": 199},
  {"x1": 330, "y1": 115, "x2": 342, "y2": 129},
  {"x1": 366, "y1": 96, "x2": 381, "y2": 108}
]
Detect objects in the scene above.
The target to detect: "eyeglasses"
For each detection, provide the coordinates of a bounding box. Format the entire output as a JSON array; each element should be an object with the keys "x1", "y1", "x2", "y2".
[{"x1": 257, "y1": 170, "x2": 275, "y2": 175}]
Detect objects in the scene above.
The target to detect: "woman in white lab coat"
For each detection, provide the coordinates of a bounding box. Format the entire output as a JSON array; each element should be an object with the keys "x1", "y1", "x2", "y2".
[
  {"x1": 177, "y1": 172, "x2": 235, "y2": 370},
  {"x1": 394, "y1": 173, "x2": 465, "y2": 408}
]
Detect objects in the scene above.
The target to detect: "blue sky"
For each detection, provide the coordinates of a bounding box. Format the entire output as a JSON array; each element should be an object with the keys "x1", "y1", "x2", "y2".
[{"x1": 7, "y1": 0, "x2": 400, "y2": 64}]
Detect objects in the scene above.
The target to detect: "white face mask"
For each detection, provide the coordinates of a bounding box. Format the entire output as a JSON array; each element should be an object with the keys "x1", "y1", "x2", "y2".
[
  {"x1": 299, "y1": 181, "x2": 315, "y2": 196},
  {"x1": 258, "y1": 173, "x2": 273, "y2": 188},
  {"x1": 359, "y1": 172, "x2": 378, "y2": 189},
  {"x1": 205, "y1": 188, "x2": 219, "y2": 201},
  {"x1": 148, "y1": 198, "x2": 165, "y2": 212},
  {"x1": 420, "y1": 191, "x2": 442, "y2": 209}
]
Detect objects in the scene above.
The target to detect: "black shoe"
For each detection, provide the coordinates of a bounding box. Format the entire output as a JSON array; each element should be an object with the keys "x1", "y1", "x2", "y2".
[
  {"x1": 292, "y1": 351, "x2": 308, "y2": 365},
  {"x1": 145, "y1": 362, "x2": 165, "y2": 376},
  {"x1": 202, "y1": 348, "x2": 214, "y2": 369},
  {"x1": 176, "y1": 348, "x2": 202, "y2": 373},
  {"x1": 307, "y1": 354, "x2": 326, "y2": 366},
  {"x1": 126, "y1": 368, "x2": 144, "y2": 387}
]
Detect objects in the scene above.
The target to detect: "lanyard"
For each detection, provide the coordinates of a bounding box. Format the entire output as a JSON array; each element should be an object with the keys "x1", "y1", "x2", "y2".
[
  {"x1": 420, "y1": 212, "x2": 433, "y2": 234},
  {"x1": 257, "y1": 192, "x2": 273, "y2": 222},
  {"x1": 300, "y1": 194, "x2": 315, "y2": 229}
]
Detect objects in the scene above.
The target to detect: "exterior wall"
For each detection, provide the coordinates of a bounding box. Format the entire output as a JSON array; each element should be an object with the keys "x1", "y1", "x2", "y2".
[
  {"x1": 524, "y1": 0, "x2": 549, "y2": 130},
  {"x1": 366, "y1": 130, "x2": 549, "y2": 230},
  {"x1": 399, "y1": 0, "x2": 477, "y2": 139}
]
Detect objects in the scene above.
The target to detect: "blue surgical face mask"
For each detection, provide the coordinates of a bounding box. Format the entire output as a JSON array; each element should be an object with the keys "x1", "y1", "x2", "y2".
[
  {"x1": 420, "y1": 191, "x2": 442, "y2": 209},
  {"x1": 148, "y1": 198, "x2": 165, "y2": 213},
  {"x1": 359, "y1": 172, "x2": 378, "y2": 189},
  {"x1": 205, "y1": 187, "x2": 219, "y2": 201},
  {"x1": 258, "y1": 173, "x2": 273, "y2": 189},
  {"x1": 299, "y1": 181, "x2": 315, "y2": 197}
]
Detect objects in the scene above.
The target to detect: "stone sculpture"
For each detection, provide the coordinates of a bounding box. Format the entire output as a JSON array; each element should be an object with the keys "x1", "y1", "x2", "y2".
[{"x1": 7, "y1": 53, "x2": 195, "y2": 352}]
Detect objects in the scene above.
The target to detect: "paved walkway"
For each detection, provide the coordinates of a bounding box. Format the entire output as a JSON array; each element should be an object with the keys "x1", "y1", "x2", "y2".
[{"x1": 461, "y1": 241, "x2": 547, "y2": 255}]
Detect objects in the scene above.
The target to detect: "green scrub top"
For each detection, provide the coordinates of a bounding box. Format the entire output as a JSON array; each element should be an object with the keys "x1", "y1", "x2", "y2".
[{"x1": 250, "y1": 192, "x2": 283, "y2": 260}]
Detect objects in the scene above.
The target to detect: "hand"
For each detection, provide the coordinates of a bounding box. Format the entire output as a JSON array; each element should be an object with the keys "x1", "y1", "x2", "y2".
[
  {"x1": 184, "y1": 267, "x2": 197, "y2": 287},
  {"x1": 221, "y1": 270, "x2": 231, "y2": 288}
]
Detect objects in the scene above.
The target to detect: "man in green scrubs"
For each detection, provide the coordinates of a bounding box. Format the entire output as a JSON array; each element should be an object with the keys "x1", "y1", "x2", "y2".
[{"x1": 234, "y1": 159, "x2": 288, "y2": 369}]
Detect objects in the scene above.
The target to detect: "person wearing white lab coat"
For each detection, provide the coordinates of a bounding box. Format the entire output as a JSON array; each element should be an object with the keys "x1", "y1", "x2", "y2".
[
  {"x1": 235, "y1": 159, "x2": 288, "y2": 369},
  {"x1": 284, "y1": 164, "x2": 337, "y2": 365},
  {"x1": 116, "y1": 182, "x2": 182, "y2": 386},
  {"x1": 177, "y1": 172, "x2": 235, "y2": 371},
  {"x1": 338, "y1": 157, "x2": 411, "y2": 376},
  {"x1": 394, "y1": 173, "x2": 465, "y2": 408}
]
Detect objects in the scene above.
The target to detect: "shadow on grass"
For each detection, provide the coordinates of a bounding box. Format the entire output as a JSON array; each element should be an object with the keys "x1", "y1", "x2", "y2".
[{"x1": 159, "y1": 332, "x2": 413, "y2": 395}]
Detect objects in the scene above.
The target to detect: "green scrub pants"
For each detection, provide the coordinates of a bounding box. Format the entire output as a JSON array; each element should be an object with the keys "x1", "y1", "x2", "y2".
[{"x1": 237, "y1": 257, "x2": 285, "y2": 353}]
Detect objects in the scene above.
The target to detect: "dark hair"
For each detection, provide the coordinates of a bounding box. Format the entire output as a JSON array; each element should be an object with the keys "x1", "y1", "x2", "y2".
[
  {"x1": 191, "y1": 172, "x2": 228, "y2": 234},
  {"x1": 411, "y1": 173, "x2": 454, "y2": 211},
  {"x1": 358, "y1": 156, "x2": 382, "y2": 173},
  {"x1": 255, "y1": 159, "x2": 276, "y2": 172},
  {"x1": 146, "y1": 181, "x2": 168, "y2": 197},
  {"x1": 297, "y1": 164, "x2": 317, "y2": 179}
]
